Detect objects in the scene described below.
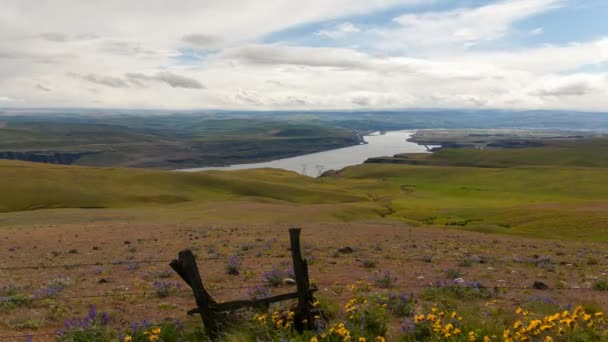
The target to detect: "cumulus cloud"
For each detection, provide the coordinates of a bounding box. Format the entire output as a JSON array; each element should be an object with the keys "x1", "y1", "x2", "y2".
[
  {"x1": 529, "y1": 27, "x2": 544, "y2": 36},
  {"x1": 315, "y1": 22, "x2": 361, "y2": 39},
  {"x1": 182, "y1": 34, "x2": 224, "y2": 49},
  {"x1": 0, "y1": 0, "x2": 607, "y2": 110},
  {"x1": 377, "y1": 0, "x2": 564, "y2": 49},
  {"x1": 36, "y1": 84, "x2": 52, "y2": 92},
  {"x1": 69, "y1": 73, "x2": 130, "y2": 88},
  {"x1": 221, "y1": 44, "x2": 374, "y2": 69},
  {"x1": 126, "y1": 72, "x2": 205, "y2": 89}
]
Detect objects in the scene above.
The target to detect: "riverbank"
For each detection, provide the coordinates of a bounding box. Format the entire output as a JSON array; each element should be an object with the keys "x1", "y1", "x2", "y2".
[{"x1": 180, "y1": 130, "x2": 432, "y2": 176}]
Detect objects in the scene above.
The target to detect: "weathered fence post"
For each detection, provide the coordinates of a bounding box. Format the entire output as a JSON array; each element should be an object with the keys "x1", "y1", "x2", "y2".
[
  {"x1": 170, "y1": 250, "x2": 220, "y2": 341},
  {"x1": 172, "y1": 229, "x2": 321, "y2": 340},
  {"x1": 289, "y1": 227, "x2": 315, "y2": 332}
]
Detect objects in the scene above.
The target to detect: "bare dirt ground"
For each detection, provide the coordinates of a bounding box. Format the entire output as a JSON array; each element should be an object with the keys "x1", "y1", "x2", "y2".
[{"x1": 2, "y1": 217, "x2": 608, "y2": 340}]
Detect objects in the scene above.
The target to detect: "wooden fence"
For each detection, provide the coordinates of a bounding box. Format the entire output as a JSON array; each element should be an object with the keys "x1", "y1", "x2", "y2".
[{"x1": 170, "y1": 228, "x2": 321, "y2": 340}]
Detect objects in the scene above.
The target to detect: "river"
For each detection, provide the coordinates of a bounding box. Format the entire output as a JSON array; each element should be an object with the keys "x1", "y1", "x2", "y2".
[{"x1": 180, "y1": 130, "x2": 433, "y2": 177}]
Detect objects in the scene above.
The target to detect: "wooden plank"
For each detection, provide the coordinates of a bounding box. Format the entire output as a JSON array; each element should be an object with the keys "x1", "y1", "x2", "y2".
[
  {"x1": 187, "y1": 288, "x2": 318, "y2": 314},
  {"x1": 170, "y1": 249, "x2": 219, "y2": 341},
  {"x1": 289, "y1": 227, "x2": 314, "y2": 331}
]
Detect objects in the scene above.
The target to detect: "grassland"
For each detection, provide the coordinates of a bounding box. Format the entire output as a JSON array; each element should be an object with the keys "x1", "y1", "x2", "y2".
[
  {"x1": 2, "y1": 139, "x2": 608, "y2": 340},
  {"x1": 1, "y1": 138, "x2": 608, "y2": 241},
  {"x1": 0, "y1": 116, "x2": 360, "y2": 168}
]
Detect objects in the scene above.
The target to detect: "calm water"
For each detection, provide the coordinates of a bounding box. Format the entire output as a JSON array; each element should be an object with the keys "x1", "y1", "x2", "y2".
[{"x1": 180, "y1": 130, "x2": 433, "y2": 177}]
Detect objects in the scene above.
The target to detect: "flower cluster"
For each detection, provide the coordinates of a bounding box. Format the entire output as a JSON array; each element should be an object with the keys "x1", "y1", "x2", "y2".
[
  {"x1": 248, "y1": 285, "x2": 273, "y2": 300},
  {"x1": 412, "y1": 307, "x2": 491, "y2": 341},
  {"x1": 504, "y1": 306, "x2": 606, "y2": 342},
  {"x1": 152, "y1": 281, "x2": 181, "y2": 298},
  {"x1": 226, "y1": 255, "x2": 242, "y2": 275},
  {"x1": 374, "y1": 292, "x2": 416, "y2": 317},
  {"x1": 124, "y1": 327, "x2": 161, "y2": 342},
  {"x1": 263, "y1": 268, "x2": 286, "y2": 287}
]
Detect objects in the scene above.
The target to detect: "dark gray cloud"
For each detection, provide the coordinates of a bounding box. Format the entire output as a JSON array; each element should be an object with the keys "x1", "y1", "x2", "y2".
[
  {"x1": 36, "y1": 84, "x2": 52, "y2": 92},
  {"x1": 69, "y1": 73, "x2": 130, "y2": 88},
  {"x1": 39, "y1": 33, "x2": 70, "y2": 42},
  {"x1": 37, "y1": 33, "x2": 99, "y2": 42},
  {"x1": 182, "y1": 34, "x2": 223, "y2": 49},
  {"x1": 126, "y1": 72, "x2": 205, "y2": 89},
  {"x1": 536, "y1": 81, "x2": 594, "y2": 97},
  {"x1": 224, "y1": 45, "x2": 370, "y2": 70}
]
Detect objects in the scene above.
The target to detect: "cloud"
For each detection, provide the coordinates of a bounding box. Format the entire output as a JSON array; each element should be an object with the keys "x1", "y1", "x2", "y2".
[
  {"x1": 182, "y1": 34, "x2": 224, "y2": 49},
  {"x1": 126, "y1": 72, "x2": 205, "y2": 89},
  {"x1": 377, "y1": 0, "x2": 563, "y2": 49},
  {"x1": 530, "y1": 77, "x2": 598, "y2": 97},
  {"x1": 37, "y1": 32, "x2": 98, "y2": 42},
  {"x1": 315, "y1": 22, "x2": 360, "y2": 39},
  {"x1": 221, "y1": 44, "x2": 374, "y2": 69},
  {"x1": 69, "y1": 73, "x2": 130, "y2": 88},
  {"x1": 0, "y1": 96, "x2": 22, "y2": 103},
  {"x1": 1, "y1": 0, "x2": 608, "y2": 110},
  {"x1": 529, "y1": 27, "x2": 544, "y2": 36},
  {"x1": 36, "y1": 83, "x2": 52, "y2": 92}
]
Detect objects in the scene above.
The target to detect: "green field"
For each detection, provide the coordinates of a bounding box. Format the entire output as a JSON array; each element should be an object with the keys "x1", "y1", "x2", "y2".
[
  {"x1": 0, "y1": 116, "x2": 360, "y2": 168},
  {"x1": 2, "y1": 138, "x2": 608, "y2": 241}
]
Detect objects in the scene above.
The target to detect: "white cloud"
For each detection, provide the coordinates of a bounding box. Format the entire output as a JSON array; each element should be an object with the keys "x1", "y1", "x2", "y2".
[
  {"x1": 529, "y1": 27, "x2": 544, "y2": 35},
  {"x1": 316, "y1": 22, "x2": 361, "y2": 39},
  {"x1": 0, "y1": 0, "x2": 607, "y2": 111},
  {"x1": 375, "y1": 0, "x2": 563, "y2": 50}
]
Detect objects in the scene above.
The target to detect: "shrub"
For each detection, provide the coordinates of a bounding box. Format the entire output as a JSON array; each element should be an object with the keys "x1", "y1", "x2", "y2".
[
  {"x1": 247, "y1": 286, "x2": 272, "y2": 300},
  {"x1": 375, "y1": 292, "x2": 416, "y2": 317},
  {"x1": 57, "y1": 305, "x2": 114, "y2": 342},
  {"x1": 423, "y1": 281, "x2": 497, "y2": 301},
  {"x1": 263, "y1": 267, "x2": 287, "y2": 287},
  {"x1": 362, "y1": 259, "x2": 377, "y2": 269},
  {"x1": 226, "y1": 256, "x2": 242, "y2": 275},
  {"x1": 373, "y1": 271, "x2": 397, "y2": 289},
  {"x1": 345, "y1": 297, "x2": 390, "y2": 337},
  {"x1": 445, "y1": 269, "x2": 462, "y2": 279},
  {"x1": 0, "y1": 293, "x2": 30, "y2": 309},
  {"x1": 153, "y1": 281, "x2": 181, "y2": 298},
  {"x1": 594, "y1": 280, "x2": 608, "y2": 291}
]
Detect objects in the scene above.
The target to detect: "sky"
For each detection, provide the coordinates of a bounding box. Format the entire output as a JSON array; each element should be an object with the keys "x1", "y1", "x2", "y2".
[{"x1": 0, "y1": 0, "x2": 607, "y2": 110}]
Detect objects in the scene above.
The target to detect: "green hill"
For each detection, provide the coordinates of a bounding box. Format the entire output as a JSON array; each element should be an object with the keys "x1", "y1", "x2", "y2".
[{"x1": 2, "y1": 139, "x2": 608, "y2": 241}]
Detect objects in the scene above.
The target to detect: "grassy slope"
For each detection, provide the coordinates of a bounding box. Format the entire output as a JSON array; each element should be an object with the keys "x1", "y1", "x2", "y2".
[
  {"x1": 2, "y1": 139, "x2": 608, "y2": 241},
  {"x1": 0, "y1": 160, "x2": 367, "y2": 212},
  {"x1": 394, "y1": 139, "x2": 608, "y2": 168},
  {"x1": 334, "y1": 164, "x2": 608, "y2": 240},
  {"x1": 0, "y1": 119, "x2": 360, "y2": 168}
]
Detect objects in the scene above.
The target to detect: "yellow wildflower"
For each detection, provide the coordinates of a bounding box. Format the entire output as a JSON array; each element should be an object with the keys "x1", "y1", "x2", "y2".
[
  {"x1": 358, "y1": 337, "x2": 366, "y2": 342},
  {"x1": 544, "y1": 337, "x2": 553, "y2": 342},
  {"x1": 310, "y1": 337, "x2": 318, "y2": 342},
  {"x1": 124, "y1": 336, "x2": 132, "y2": 342},
  {"x1": 513, "y1": 321, "x2": 523, "y2": 329},
  {"x1": 376, "y1": 337, "x2": 385, "y2": 342}
]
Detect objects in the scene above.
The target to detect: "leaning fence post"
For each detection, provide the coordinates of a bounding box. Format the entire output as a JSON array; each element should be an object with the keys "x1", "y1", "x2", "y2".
[
  {"x1": 289, "y1": 227, "x2": 314, "y2": 332},
  {"x1": 170, "y1": 249, "x2": 219, "y2": 341}
]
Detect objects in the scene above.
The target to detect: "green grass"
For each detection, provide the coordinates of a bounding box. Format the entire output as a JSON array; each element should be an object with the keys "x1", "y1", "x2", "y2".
[
  {"x1": 0, "y1": 118, "x2": 360, "y2": 168},
  {"x1": 2, "y1": 139, "x2": 608, "y2": 242},
  {"x1": 391, "y1": 139, "x2": 608, "y2": 168},
  {"x1": 333, "y1": 163, "x2": 608, "y2": 240},
  {"x1": 0, "y1": 160, "x2": 367, "y2": 213}
]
